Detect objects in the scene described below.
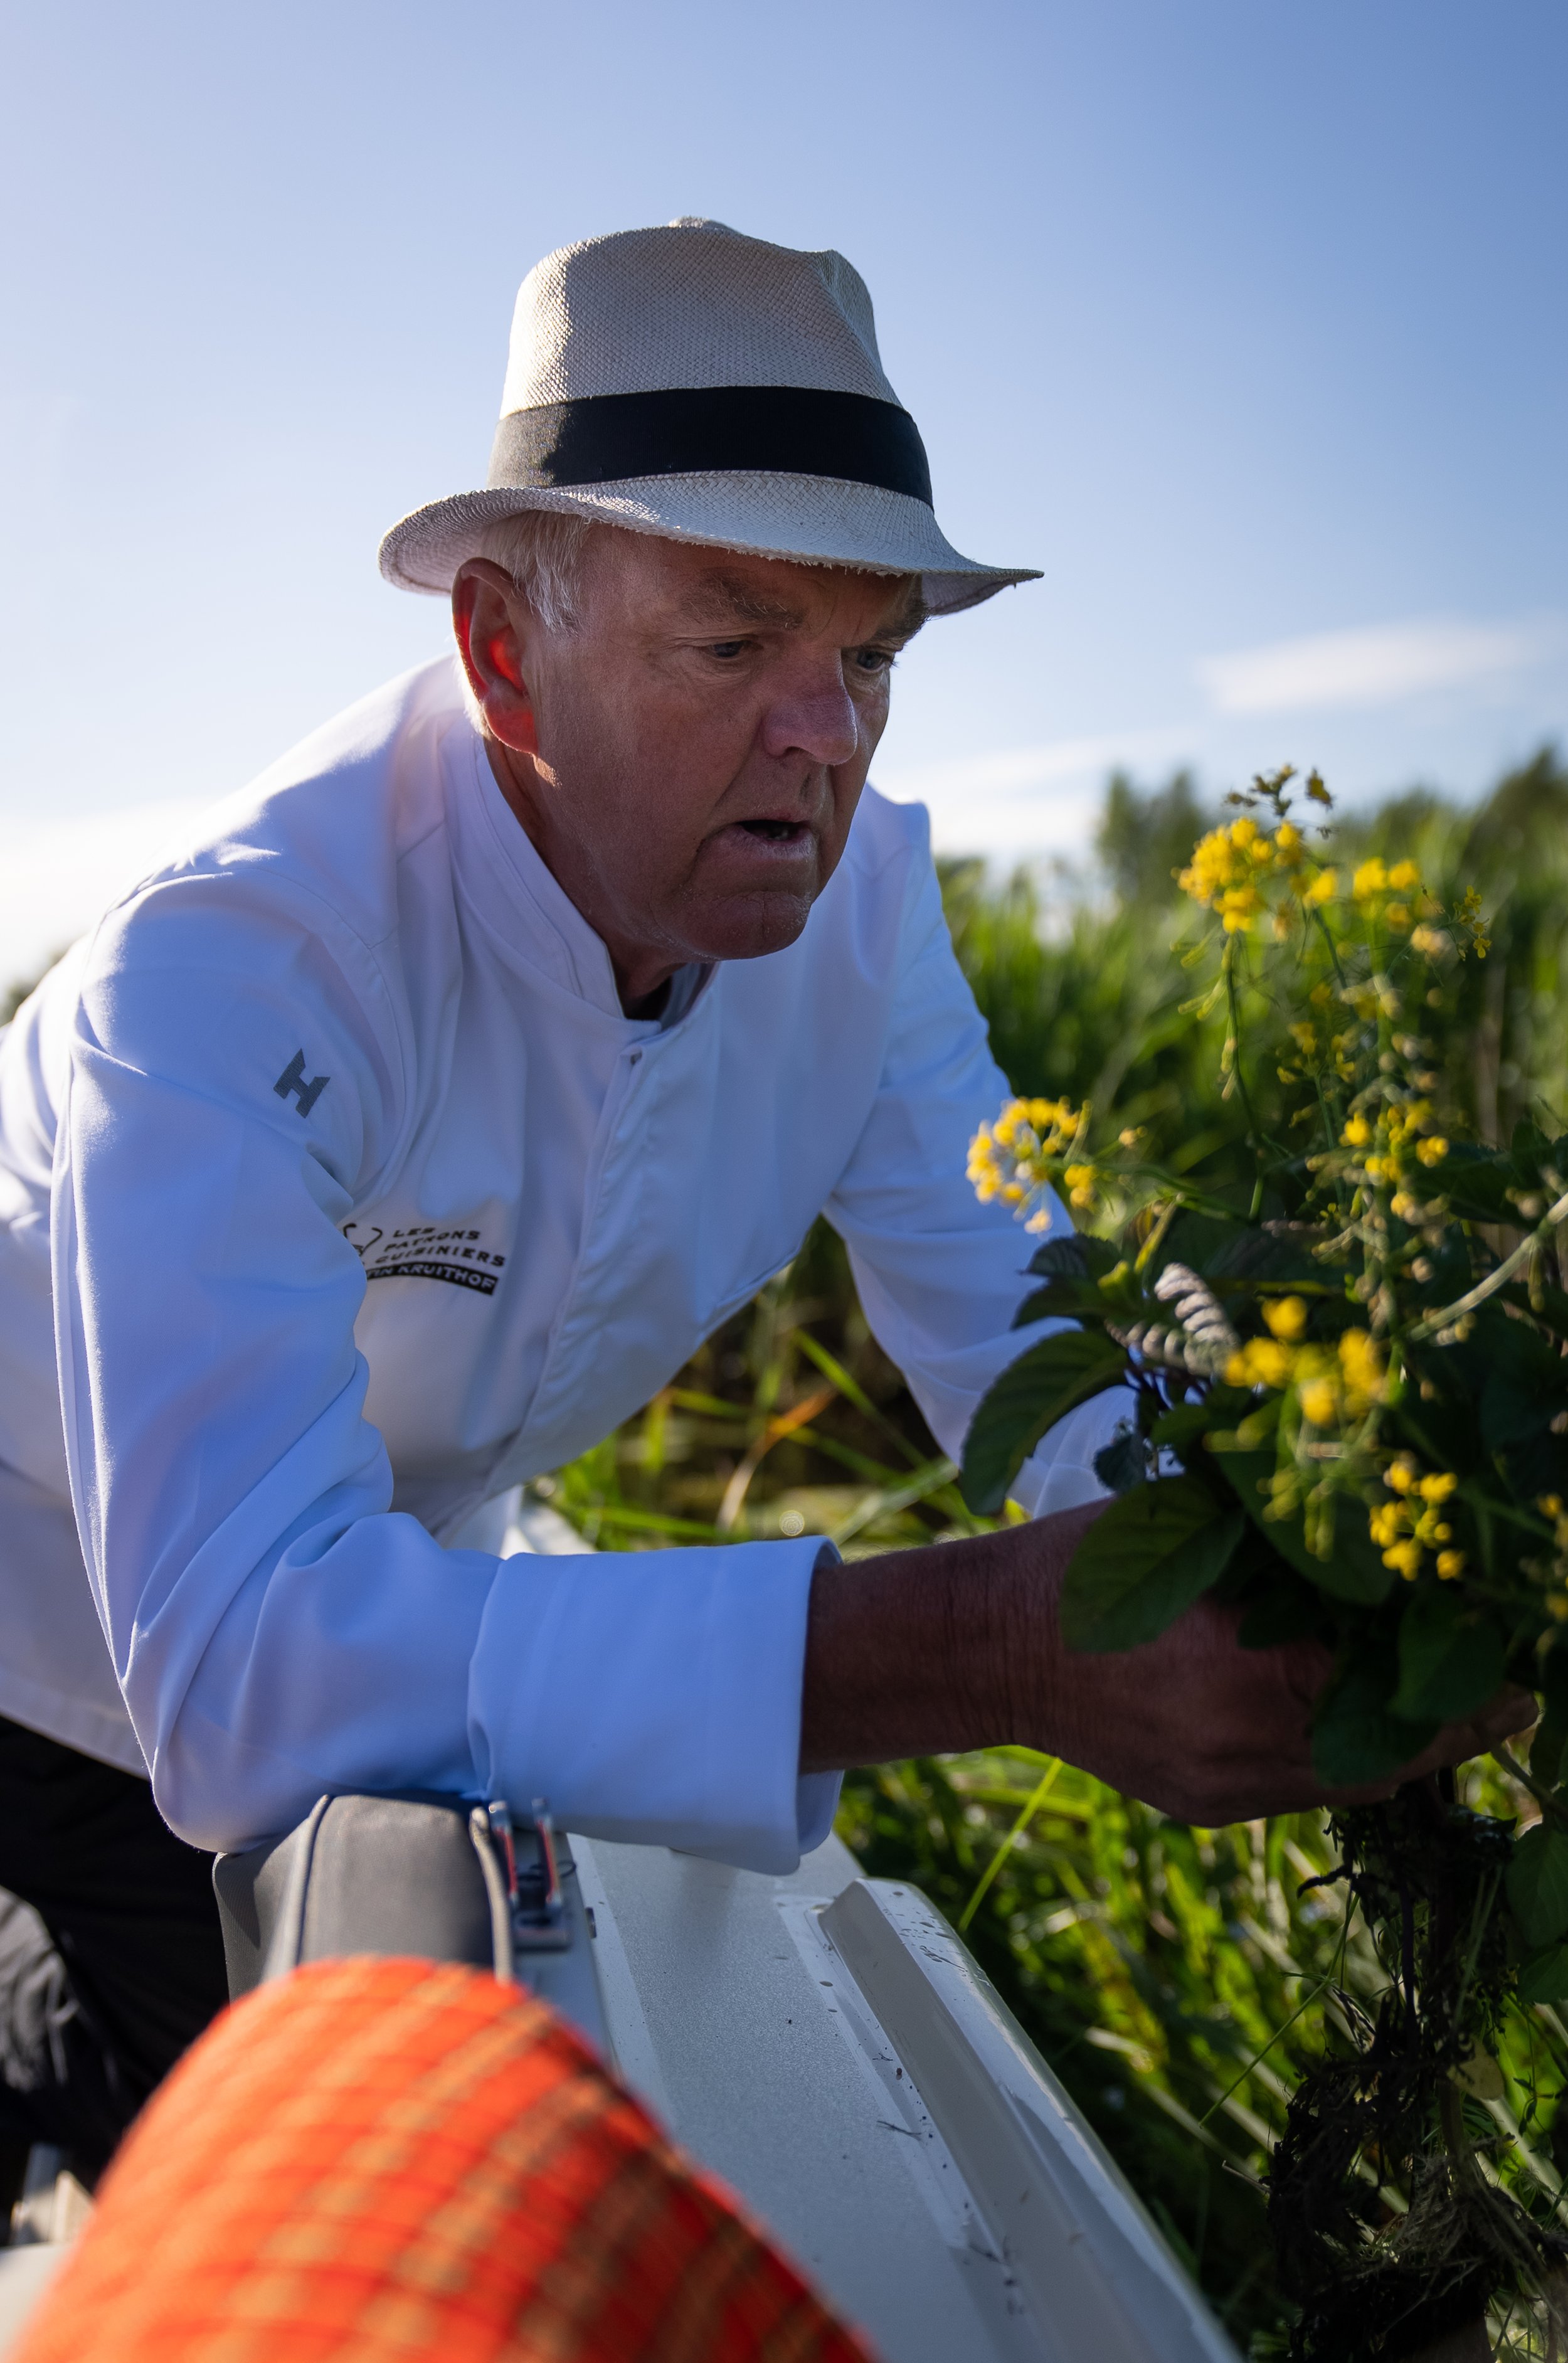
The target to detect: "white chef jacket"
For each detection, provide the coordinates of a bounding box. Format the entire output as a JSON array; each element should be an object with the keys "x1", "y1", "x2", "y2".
[{"x1": 0, "y1": 657, "x2": 1121, "y2": 1867}]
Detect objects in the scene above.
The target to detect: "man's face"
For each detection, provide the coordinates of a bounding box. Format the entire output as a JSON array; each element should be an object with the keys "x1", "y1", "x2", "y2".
[{"x1": 453, "y1": 531, "x2": 923, "y2": 1006}]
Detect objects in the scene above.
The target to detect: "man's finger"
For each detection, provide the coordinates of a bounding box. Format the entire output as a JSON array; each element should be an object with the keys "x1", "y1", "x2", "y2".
[{"x1": 1469, "y1": 1687, "x2": 1537, "y2": 1746}]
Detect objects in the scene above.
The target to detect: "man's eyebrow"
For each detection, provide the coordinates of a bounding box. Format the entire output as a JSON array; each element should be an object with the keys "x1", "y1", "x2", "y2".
[
  {"x1": 875, "y1": 585, "x2": 930, "y2": 645},
  {"x1": 672, "y1": 570, "x2": 928, "y2": 641},
  {"x1": 675, "y1": 575, "x2": 808, "y2": 629}
]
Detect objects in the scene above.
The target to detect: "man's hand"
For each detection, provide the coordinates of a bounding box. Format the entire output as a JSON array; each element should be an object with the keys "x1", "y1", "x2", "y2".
[
  {"x1": 800, "y1": 1502, "x2": 1532, "y2": 1822},
  {"x1": 1034, "y1": 1585, "x2": 1532, "y2": 1823}
]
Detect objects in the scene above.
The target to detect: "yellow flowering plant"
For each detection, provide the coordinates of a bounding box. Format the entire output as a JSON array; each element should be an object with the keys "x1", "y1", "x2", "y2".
[{"x1": 962, "y1": 768, "x2": 1568, "y2": 2355}]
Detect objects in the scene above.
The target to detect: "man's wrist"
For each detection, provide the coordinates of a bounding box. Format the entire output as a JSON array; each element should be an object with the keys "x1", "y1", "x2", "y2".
[{"x1": 798, "y1": 1503, "x2": 1104, "y2": 1774}]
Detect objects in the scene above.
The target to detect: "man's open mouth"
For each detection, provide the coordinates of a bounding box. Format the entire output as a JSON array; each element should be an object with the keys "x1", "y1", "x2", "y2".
[{"x1": 738, "y1": 819, "x2": 810, "y2": 844}]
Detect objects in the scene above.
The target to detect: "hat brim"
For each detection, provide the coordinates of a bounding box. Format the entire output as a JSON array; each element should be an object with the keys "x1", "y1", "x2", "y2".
[{"x1": 377, "y1": 475, "x2": 1038, "y2": 618}]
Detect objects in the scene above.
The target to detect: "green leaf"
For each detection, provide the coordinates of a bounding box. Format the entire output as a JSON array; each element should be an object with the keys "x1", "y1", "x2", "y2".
[
  {"x1": 1438, "y1": 1144, "x2": 1525, "y2": 1226},
  {"x1": 1532, "y1": 1645, "x2": 1568, "y2": 1792},
  {"x1": 1477, "y1": 1316, "x2": 1568, "y2": 1500},
  {"x1": 1148, "y1": 1402, "x2": 1216, "y2": 1460},
  {"x1": 1152, "y1": 1210, "x2": 1318, "y2": 1288},
  {"x1": 1061, "y1": 1477, "x2": 1244, "y2": 1653},
  {"x1": 960, "y1": 1329, "x2": 1129, "y2": 1514},
  {"x1": 1014, "y1": 1235, "x2": 1125, "y2": 1329},
  {"x1": 1392, "y1": 1588, "x2": 1505, "y2": 1724},
  {"x1": 1212, "y1": 1447, "x2": 1394, "y2": 1605},
  {"x1": 1516, "y1": 1942, "x2": 1568, "y2": 2005},
  {"x1": 1092, "y1": 1424, "x2": 1145, "y2": 1497},
  {"x1": 1236, "y1": 1566, "x2": 1328, "y2": 1649},
  {"x1": 1508, "y1": 1825, "x2": 1568, "y2": 1951},
  {"x1": 1014, "y1": 1276, "x2": 1125, "y2": 1329},
  {"x1": 1311, "y1": 1654, "x2": 1438, "y2": 1789},
  {"x1": 1512, "y1": 1113, "x2": 1557, "y2": 1170},
  {"x1": 1481, "y1": 1324, "x2": 1568, "y2": 1448},
  {"x1": 1451, "y1": 2046, "x2": 1506, "y2": 2100},
  {"x1": 1024, "y1": 1234, "x2": 1119, "y2": 1282}
]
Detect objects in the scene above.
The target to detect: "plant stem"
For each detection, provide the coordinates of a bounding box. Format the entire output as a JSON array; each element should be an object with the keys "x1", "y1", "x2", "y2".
[
  {"x1": 1222, "y1": 938, "x2": 1264, "y2": 1156},
  {"x1": 1492, "y1": 1744, "x2": 1568, "y2": 1832},
  {"x1": 1408, "y1": 1185, "x2": 1568, "y2": 1342}
]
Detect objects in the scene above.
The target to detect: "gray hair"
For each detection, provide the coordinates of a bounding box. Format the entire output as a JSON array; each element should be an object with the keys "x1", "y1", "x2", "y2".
[{"x1": 476, "y1": 507, "x2": 598, "y2": 634}]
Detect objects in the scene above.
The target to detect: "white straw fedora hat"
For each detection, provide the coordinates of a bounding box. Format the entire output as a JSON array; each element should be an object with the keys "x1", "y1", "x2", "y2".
[{"x1": 379, "y1": 218, "x2": 1039, "y2": 618}]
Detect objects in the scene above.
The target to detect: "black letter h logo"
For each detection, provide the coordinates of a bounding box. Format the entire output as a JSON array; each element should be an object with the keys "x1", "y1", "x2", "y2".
[{"x1": 274, "y1": 1049, "x2": 330, "y2": 1119}]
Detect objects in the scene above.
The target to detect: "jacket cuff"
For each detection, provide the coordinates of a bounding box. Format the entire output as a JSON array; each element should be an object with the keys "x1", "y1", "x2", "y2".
[{"x1": 469, "y1": 1537, "x2": 838, "y2": 1874}]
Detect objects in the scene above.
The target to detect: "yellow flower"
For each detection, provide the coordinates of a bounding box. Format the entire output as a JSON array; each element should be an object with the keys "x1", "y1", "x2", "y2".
[
  {"x1": 1224, "y1": 1337, "x2": 1294, "y2": 1391},
  {"x1": 1416, "y1": 1136, "x2": 1448, "y2": 1166},
  {"x1": 1457, "y1": 889, "x2": 1490, "y2": 959},
  {"x1": 1298, "y1": 1378, "x2": 1338, "y2": 1426},
  {"x1": 1338, "y1": 1330, "x2": 1385, "y2": 1416},
  {"x1": 1410, "y1": 924, "x2": 1447, "y2": 958},
  {"x1": 1353, "y1": 858, "x2": 1388, "y2": 901},
  {"x1": 1549, "y1": 1594, "x2": 1568, "y2": 1623},
  {"x1": 1539, "y1": 1495, "x2": 1564, "y2": 1520},
  {"x1": 1340, "y1": 1113, "x2": 1372, "y2": 1147},
  {"x1": 1435, "y1": 1550, "x2": 1466, "y2": 1581},
  {"x1": 1218, "y1": 898, "x2": 1258, "y2": 935},
  {"x1": 1303, "y1": 868, "x2": 1337, "y2": 907},
  {"x1": 1062, "y1": 1163, "x2": 1098, "y2": 1210},
  {"x1": 1383, "y1": 1539, "x2": 1422, "y2": 1580},
  {"x1": 969, "y1": 1097, "x2": 1093, "y2": 1225},
  {"x1": 1417, "y1": 1471, "x2": 1458, "y2": 1504},
  {"x1": 1178, "y1": 815, "x2": 1315, "y2": 928},
  {"x1": 1385, "y1": 903, "x2": 1411, "y2": 932},
  {"x1": 1385, "y1": 1457, "x2": 1417, "y2": 1495},
  {"x1": 1387, "y1": 861, "x2": 1421, "y2": 893},
  {"x1": 1263, "y1": 1297, "x2": 1309, "y2": 1342},
  {"x1": 1390, "y1": 1191, "x2": 1420, "y2": 1223},
  {"x1": 967, "y1": 1131, "x2": 1003, "y2": 1201}
]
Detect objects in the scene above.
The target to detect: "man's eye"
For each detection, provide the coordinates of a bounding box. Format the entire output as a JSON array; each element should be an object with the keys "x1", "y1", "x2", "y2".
[
  {"x1": 709, "y1": 639, "x2": 748, "y2": 661},
  {"x1": 852, "y1": 647, "x2": 896, "y2": 674}
]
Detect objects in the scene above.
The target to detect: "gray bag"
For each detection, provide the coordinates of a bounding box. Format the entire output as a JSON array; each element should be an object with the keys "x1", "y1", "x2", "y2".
[{"x1": 213, "y1": 1793, "x2": 579, "y2": 1999}]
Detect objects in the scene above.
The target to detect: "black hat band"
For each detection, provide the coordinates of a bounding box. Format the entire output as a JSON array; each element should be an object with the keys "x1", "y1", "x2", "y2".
[{"x1": 487, "y1": 386, "x2": 933, "y2": 507}]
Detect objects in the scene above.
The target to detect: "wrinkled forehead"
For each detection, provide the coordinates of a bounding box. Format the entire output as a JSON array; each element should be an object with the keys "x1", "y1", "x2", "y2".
[{"x1": 597, "y1": 527, "x2": 924, "y2": 642}]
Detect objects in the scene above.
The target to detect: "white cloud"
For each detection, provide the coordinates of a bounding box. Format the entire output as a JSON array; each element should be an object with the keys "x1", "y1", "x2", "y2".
[
  {"x1": 874, "y1": 726, "x2": 1191, "y2": 860},
  {"x1": 1199, "y1": 615, "x2": 1562, "y2": 716},
  {"x1": 0, "y1": 799, "x2": 209, "y2": 994}
]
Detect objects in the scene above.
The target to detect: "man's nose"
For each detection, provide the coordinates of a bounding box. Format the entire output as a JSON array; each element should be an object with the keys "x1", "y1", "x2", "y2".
[{"x1": 757, "y1": 664, "x2": 861, "y2": 770}]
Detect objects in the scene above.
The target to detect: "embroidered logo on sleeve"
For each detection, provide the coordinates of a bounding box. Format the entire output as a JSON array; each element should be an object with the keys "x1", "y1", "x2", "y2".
[
  {"x1": 275, "y1": 1049, "x2": 330, "y2": 1118},
  {"x1": 345, "y1": 1219, "x2": 509, "y2": 1297}
]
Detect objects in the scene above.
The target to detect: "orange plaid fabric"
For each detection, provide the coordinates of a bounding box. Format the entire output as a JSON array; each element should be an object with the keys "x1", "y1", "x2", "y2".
[{"x1": 12, "y1": 1956, "x2": 875, "y2": 2363}]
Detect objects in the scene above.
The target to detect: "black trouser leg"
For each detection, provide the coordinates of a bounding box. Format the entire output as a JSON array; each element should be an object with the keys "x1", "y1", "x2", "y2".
[{"x1": 0, "y1": 1714, "x2": 228, "y2": 2182}]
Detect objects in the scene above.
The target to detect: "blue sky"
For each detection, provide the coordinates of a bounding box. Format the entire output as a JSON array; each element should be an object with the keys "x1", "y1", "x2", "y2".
[{"x1": 2, "y1": 1, "x2": 1564, "y2": 975}]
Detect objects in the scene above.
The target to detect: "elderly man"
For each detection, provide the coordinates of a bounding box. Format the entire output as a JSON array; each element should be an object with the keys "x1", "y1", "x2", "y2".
[{"x1": 0, "y1": 221, "x2": 1507, "y2": 2171}]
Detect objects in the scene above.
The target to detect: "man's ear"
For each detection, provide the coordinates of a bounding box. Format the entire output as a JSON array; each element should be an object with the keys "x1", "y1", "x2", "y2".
[{"x1": 452, "y1": 560, "x2": 539, "y2": 757}]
